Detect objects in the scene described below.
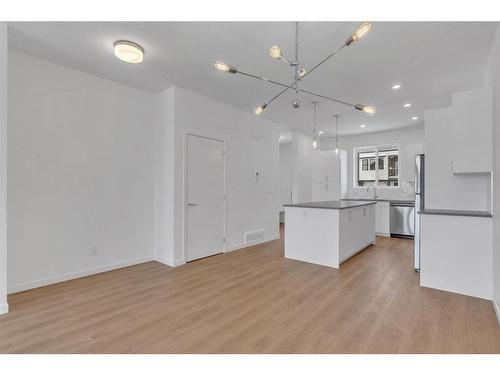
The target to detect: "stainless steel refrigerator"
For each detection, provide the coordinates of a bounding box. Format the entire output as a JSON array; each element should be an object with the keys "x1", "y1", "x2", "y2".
[{"x1": 414, "y1": 154, "x2": 425, "y2": 272}]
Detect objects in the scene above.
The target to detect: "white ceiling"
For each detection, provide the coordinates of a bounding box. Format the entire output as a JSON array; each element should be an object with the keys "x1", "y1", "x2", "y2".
[{"x1": 7, "y1": 21, "x2": 498, "y2": 136}]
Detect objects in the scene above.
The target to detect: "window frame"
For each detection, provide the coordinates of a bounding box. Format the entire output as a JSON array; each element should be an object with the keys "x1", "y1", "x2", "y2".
[{"x1": 353, "y1": 144, "x2": 400, "y2": 189}]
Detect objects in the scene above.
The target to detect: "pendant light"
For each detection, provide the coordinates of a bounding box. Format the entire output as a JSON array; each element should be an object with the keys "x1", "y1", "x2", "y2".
[
  {"x1": 312, "y1": 102, "x2": 319, "y2": 151},
  {"x1": 334, "y1": 115, "x2": 340, "y2": 155}
]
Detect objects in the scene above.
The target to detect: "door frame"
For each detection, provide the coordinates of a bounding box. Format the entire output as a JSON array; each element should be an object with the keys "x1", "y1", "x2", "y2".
[{"x1": 183, "y1": 133, "x2": 227, "y2": 263}]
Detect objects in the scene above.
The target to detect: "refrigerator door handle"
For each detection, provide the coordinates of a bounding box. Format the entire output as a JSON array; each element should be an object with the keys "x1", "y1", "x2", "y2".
[{"x1": 414, "y1": 155, "x2": 420, "y2": 194}]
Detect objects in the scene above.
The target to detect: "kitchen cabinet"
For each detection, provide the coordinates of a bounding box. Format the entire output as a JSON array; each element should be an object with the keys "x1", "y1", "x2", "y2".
[
  {"x1": 375, "y1": 202, "x2": 390, "y2": 236},
  {"x1": 312, "y1": 150, "x2": 340, "y2": 184},
  {"x1": 312, "y1": 182, "x2": 340, "y2": 201},
  {"x1": 420, "y1": 213, "x2": 492, "y2": 299},
  {"x1": 311, "y1": 150, "x2": 344, "y2": 201},
  {"x1": 424, "y1": 88, "x2": 492, "y2": 211},
  {"x1": 450, "y1": 87, "x2": 492, "y2": 174}
]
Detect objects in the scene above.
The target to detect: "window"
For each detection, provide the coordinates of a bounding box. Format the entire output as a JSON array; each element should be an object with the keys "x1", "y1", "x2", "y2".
[
  {"x1": 369, "y1": 158, "x2": 375, "y2": 170},
  {"x1": 378, "y1": 157, "x2": 384, "y2": 170},
  {"x1": 355, "y1": 145, "x2": 399, "y2": 188},
  {"x1": 362, "y1": 159, "x2": 369, "y2": 171}
]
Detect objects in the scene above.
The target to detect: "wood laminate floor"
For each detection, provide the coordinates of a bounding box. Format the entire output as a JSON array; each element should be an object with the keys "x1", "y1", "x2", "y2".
[{"x1": 1, "y1": 227, "x2": 499, "y2": 353}]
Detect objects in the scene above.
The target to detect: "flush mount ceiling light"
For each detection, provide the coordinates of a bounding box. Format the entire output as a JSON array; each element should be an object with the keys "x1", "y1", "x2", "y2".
[
  {"x1": 404, "y1": 103, "x2": 412, "y2": 108},
  {"x1": 360, "y1": 124, "x2": 366, "y2": 128},
  {"x1": 214, "y1": 22, "x2": 376, "y2": 117},
  {"x1": 392, "y1": 84, "x2": 401, "y2": 90},
  {"x1": 114, "y1": 40, "x2": 144, "y2": 64},
  {"x1": 412, "y1": 116, "x2": 419, "y2": 120}
]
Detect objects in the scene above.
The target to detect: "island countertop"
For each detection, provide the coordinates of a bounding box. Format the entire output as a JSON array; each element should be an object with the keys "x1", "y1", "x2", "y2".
[{"x1": 283, "y1": 200, "x2": 377, "y2": 210}]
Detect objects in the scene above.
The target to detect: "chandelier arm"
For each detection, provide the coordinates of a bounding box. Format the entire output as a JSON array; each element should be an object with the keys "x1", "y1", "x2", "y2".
[
  {"x1": 236, "y1": 70, "x2": 294, "y2": 90},
  {"x1": 266, "y1": 87, "x2": 289, "y2": 106},
  {"x1": 235, "y1": 69, "x2": 356, "y2": 109},
  {"x1": 301, "y1": 43, "x2": 348, "y2": 80},
  {"x1": 299, "y1": 89, "x2": 354, "y2": 108},
  {"x1": 258, "y1": 42, "x2": 348, "y2": 109}
]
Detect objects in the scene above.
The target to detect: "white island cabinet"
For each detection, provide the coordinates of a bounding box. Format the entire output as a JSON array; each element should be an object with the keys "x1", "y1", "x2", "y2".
[{"x1": 284, "y1": 201, "x2": 376, "y2": 269}]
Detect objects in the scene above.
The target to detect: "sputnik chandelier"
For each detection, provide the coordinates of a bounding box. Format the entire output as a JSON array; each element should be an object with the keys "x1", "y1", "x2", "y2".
[{"x1": 214, "y1": 22, "x2": 376, "y2": 117}]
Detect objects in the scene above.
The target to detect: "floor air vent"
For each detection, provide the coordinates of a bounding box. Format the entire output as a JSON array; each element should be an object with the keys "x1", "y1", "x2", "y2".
[{"x1": 244, "y1": 229, "x2": 265, "y2": 244}]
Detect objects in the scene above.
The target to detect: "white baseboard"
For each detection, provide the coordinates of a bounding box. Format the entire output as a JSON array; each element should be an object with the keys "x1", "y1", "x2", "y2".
[
  {"x1": 225, "y1": 235, "x2": 280, "y2": 253},
  {"x1": 494, "y1": 299, "x2": 500, "y2": 325},
  {"x1": 155, "y1": 257, "x2": 186, "y2": 267},
  {"x1": 376, "y1": 232, "x2": 391, "y2": 237},
  {"x1": 0, "y1": 302, "x2": 8, "y2": 315},
  {"x1": 173, "y1": 258, "x2": 186, "y2": 267},
  {"x1": 7, "y1": 256, "x2": 155, "y2": 294}
]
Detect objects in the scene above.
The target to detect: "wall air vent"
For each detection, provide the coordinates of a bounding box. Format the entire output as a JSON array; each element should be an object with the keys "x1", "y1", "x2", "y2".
[{"x1": 244, "y1": 229, "x2": 265, "y2": 244}]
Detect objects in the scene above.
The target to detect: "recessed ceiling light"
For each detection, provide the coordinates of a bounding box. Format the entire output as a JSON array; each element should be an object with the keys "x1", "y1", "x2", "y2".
[
  {"x1": 318, "y1": 131, "x2": 324, "y2": 135},
  {"x1": 114, "y1": 40, "x2": 144, "y2": 64},
  {"x1": 392, "y1": 84, "x2": 401, "y2": 90},
  {"x1": 412, "y1": 116, "x2": 419, "y2": 120},
  {"x1": 403, "y1": 103, "x2": 412, "y2": 108},
  {"x1": 360, "y1": 124, "x2": 366, "y2": 128}
]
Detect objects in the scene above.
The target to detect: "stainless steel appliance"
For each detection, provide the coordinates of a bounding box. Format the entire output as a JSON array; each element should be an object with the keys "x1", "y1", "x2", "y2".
[
  {"x1": 414, "y1": 154, "x2": 425, "y2": 272},
  {"x1": 390, "y1": 202, "x2": 415, "y2": 238}
]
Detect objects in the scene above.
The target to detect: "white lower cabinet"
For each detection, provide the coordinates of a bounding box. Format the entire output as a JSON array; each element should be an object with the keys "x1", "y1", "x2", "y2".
[
  {"x1": 420, "y1": 214, "x2": 492, "y2": 299},
  {"x1": 375, "y1": 202, "x2": 390, "y2": 236}
]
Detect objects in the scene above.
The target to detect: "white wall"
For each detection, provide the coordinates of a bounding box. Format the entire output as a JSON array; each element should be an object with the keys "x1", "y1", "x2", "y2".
[
  {"x1": 485, "y1": 22, "x2": 500, "y2": 320},
  {"x1": 0, "y1": 24, "x2": 8, "y2": 314},
  {"x1": 153, "y1": 87, "x2": 176, "y2": 266},
  {"x1": 279, "y1": 141, "x2": 292, "y2": 207},
  {"x1": 154, "y1": 86, "x2": 288, "y2": 265},
  {"x1": 320, "y1": 125, "x2": 425, "y2": 201},
  {"x1": 7, "y1": 50, "x2": 156, "y2": 292}
]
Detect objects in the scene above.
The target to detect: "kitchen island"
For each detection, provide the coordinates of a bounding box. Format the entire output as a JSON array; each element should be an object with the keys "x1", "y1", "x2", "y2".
[{"x1": 283, "y1": 200, "x2": 376, "y2": 269}]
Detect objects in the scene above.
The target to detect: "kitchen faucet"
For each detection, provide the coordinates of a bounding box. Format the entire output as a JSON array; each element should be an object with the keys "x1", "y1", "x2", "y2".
[{"x1": 366, "y1": 184, "x2": 378, "y2": 199}]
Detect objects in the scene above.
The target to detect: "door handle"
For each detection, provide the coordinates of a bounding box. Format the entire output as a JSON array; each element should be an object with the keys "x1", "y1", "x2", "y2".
[{"x1": 187, "y1": 202, "x2": 198, "y2": 206}]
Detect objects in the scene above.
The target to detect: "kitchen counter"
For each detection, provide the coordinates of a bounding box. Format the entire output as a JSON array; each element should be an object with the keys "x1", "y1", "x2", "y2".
[
  {"x1": 420, "y1": 208, "x2": 492, "y2": 218},
  {"x1": 284, "y1": 201, "x2": 376, "y2": 269},
  {"x1": 284, "y1": 200, "x2": 376, "y2": 210},
  {"x1": 342, "y1": 198, "x2": 414, "y2": 205}
]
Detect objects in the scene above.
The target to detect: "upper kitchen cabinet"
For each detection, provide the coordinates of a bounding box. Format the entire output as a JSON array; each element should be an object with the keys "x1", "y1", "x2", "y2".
[
  {"x1": 311, "y1": 150, "x2": 347, "y2": 202},
  {"x1": 450, "y1": 87, "x2": 492, "y2": 174},
  {"x1": 312, "y1": 150, "x2": 340, "y2": 184}
]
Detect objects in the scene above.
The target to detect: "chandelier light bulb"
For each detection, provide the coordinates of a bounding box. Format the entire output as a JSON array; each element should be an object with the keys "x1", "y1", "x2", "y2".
[
  {"x1": 352, "y1": 22, "x2": 372, "y2": 42},
  {"x1": 362, "y1": 105, "x2": 376, "y2": 115},
  {"x1": 355, "y1": 104, "x2": 376, "y2": 115},
  {"x1": 298, "y1": 66, "x2": 307, "y2": 78},
  {"x1": 269, "y1": 45, "x2": 282, "y2": 59},
  {"x1": 214, "y1": 61, "x2": 230, "y2": 72},
  {"x1": 254, "y1": 103, "x2": 267, "y2": 116},
  {"x1": 292, "y1": 98, "x2": 301, "y2": 109}
]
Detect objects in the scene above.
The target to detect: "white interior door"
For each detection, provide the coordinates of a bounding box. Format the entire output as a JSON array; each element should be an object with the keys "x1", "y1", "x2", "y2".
[{"x1": 186, "y1": 134, "x2": 225, "y2": 261}]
